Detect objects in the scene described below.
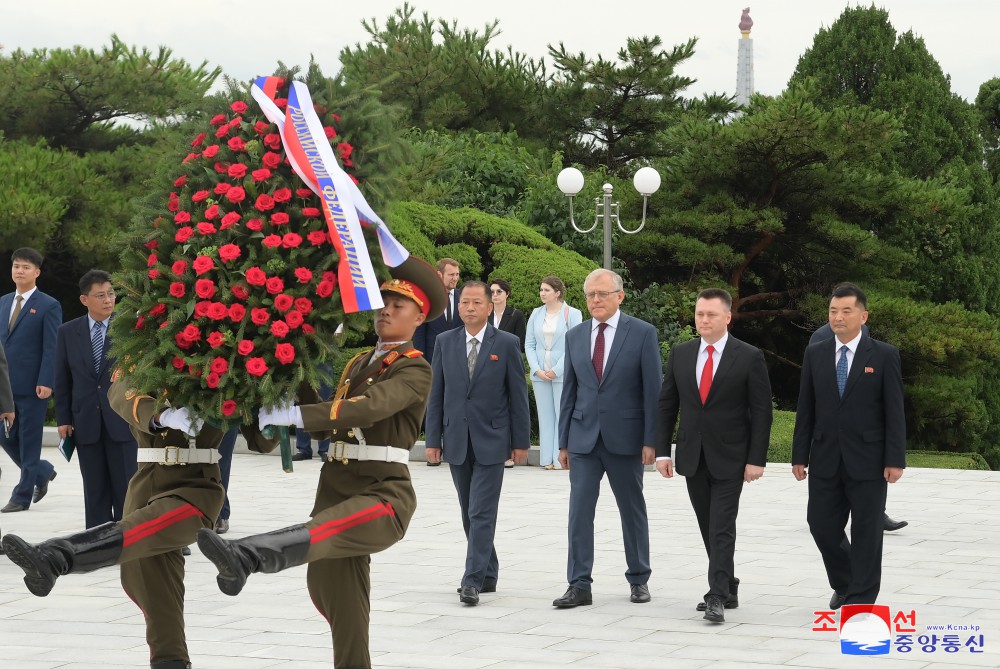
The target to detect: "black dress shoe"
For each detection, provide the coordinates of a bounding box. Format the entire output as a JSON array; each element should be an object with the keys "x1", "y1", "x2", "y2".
[
  {"x1": 215, "y1": 518, "x2": 230, "y2": 534},
  {"x1": 697, "y1": 578, "x2": 739, "y2": 611},
  {"x1": 151, "y1": 661, "x2": 192, "y2": 668},
  {"x1": 883, "y1": 515, "x2": 908, "y2": 532},
  {"x1": 33, "y1": 471, "x2": 57, "y2": 504},
  {"x1": 830, "y1": 591, "x2": 846, "y2": 609},
  {"x1": 458, "y1": 585, "x2": 479, "y2": 605},
  {"x1": 1, "y1": 502, "x2": 26, "y2": 513},
  {"x1": 552, "y1": 586, "x2": 592, "y2": 608},
  {"x1": 182, "y1": 546, "x2": 192, "y2": 556},
  {"x1": 630, "y1": 583, "x2": 651, "y2": 603},
  {"x1": 703, "y1": 595, "x2": 725, "y2": 623},
  {"x1": 457, "y1": 582, "x2": 496, "y2": 594},
  {"x1": 426, "y1": 461, "x2": 441, "y2": 467},
  {"x1": 291, "y1": 452, "x2": 312, "y2": 461}
]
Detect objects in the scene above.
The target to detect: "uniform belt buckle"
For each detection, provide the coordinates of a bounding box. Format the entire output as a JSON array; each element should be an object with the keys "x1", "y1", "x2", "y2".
[
  {"x1": 161, "y1": 446, "x2": 183, "y2": 466},
  {"x1": 330, "y1": 441, "x2": 349, "y2": 465}
]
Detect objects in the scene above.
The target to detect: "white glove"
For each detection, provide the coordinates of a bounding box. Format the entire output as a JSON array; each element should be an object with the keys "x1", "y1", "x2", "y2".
[
  {"x1": 258, "y1": 401, "x2": 304, "y2": 430},
  {"x1": 157, "y1": 407, "x2": 204, "y2": 437}
]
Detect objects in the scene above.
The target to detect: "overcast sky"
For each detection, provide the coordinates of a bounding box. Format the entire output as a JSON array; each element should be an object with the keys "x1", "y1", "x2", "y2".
[{"x1": 4, "y1": 0, "x2": 997, "y2": 102}]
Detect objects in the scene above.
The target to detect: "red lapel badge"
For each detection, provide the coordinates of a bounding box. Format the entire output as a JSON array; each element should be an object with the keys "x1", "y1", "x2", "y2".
[
  {"x1": 490, "y1": 354, "x2": 499, "y2": 361},
  {"x1": 29, "y1": 308, "x2": 37, "y2": 314},
  {"x1": 864, "y1": 366, "x2": 874, "y2": 374}
]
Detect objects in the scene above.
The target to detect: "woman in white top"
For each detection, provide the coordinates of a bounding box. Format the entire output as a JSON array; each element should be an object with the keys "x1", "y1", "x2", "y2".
[{"x1": 524, "y1": 275, "x2": 583, "y2": 469}]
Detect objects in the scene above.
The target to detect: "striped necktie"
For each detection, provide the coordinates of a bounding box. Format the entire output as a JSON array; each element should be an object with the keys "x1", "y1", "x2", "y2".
[{"x1": 92, "y1": 321, "x2": 105, "y2": 375}]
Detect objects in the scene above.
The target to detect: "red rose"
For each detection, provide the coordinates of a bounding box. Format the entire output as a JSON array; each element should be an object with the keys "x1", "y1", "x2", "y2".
[
  {"x1": 302, "y1": 323, "x2": 316, "y2": 334},
  {"x1": 295, "y1": 188, "x2": 313, "y2": 198},
  {"x1": 144, "y1": 239, "x2": 158, "y2": 250},
  {"x1": 195, "y1": 279, "x2": 217, "y2": 299},
  {"x1": 210, "y1": 114, "x2": 227, "y2": 126},
  {"x1": 275, "y1": 343, "x2": 296, "y2": 364},
  {"x1": 245, "y1": 267, "x2": 267, "y2": 286},
  {"x1": 167, "y1": 198, "x2": 179, "y2": 213},
  {"x1": 191, "y1": 132, "x2": 207, "y2": 147},
  {"x1": 349, "y1": 174, "x2": 359, "y2": 185},
  {"x1": 221, "y1": 399, "x2": 238, "y2": 416},
  {"x1": 205, "y1": 372, "x2": 220, "y2": 389},
  {"x1": 307, "y1": 230, "x2": 329, "y2": 246},
  {"x1": 220, "y1": 212, "x2": 240, "y2": 230},
  {"x1": 207, "y1": 303, "x2": 228, "y2": 321},
  {"x1": 231, "y1": 284, "x2": 249, "y2": 300},
  {"x1": 294, "y1": 268, "x2": 313, "y2": 284},
  {"x1": 270, "y1": 320, "x2": 290, "y2": 338},
  {"x1": 171, "y1": 260, "x2": 188, "y2": 276},
  {"x1": 219, "y1": 243, "x2": 241, "y2": 262},
  {"x1": 227, "y1": 164, "x2": 247, "y2": 179},
  {"x1": 250, "y1": 308, "x2": 270, "y2": 325},
  {"x1": 169, "y1": 282, "x2": 186, "y2": 298},
  {"x1": 226, "y1": 187, "x2": 246, "y2": 204},
  {"x1": 263, "y1": 134, "x2": 282, "y2": 150},
  {"x1": 147, "y1": 253, "x2": 158, "y2": 268},
  {"x1": 174, "y1": 211, "x2": 191, "y2": 224},
  {"x1": 213, "y1": 162, "x2": 229, "y2": 174},
  {"x1": 285, "y1": 310, "x2": 304, "y2": 328},
  {"x1": 214, "y1": 124, "x2": 230, "y2": 139},
  {"x1": 316, "y1": 281, "x2": 334, "y2": 298},
  {"x1": 322, "y1": 271, "x2": 336, "y2": 283},
  {"x1": 182, "y1": 324, "x2": 202, "y2": 342},
  {"x1": 323, "y1": 126, "x2": 337, "y2": 139},
  {"x1": 228, "y1": 137, "x2": 246, "y2": 152},
  {"x1": 194, "y1": 301, "x2": 212, "y2": 318},
  {"x1": 273, "y1": 294, "x2": 294, "y2": 312},
  {"x1": 174, "y1": 227, "x2": 194, "y2": 243},
  {"x1": 337, "y1": 142, "x2": 354, "y2": 160},
  {"x1": 262, "y1": 152, "x2": 281, "y2": 169},
  {"x1": 246, "y1": 218, "x2": 263, "y2": 231},
  {"x1": 273, "y1": 187, "x2": 292, "y2": 203},
  {"x1": 172, "y1": 356, "x2": 185, "y2": 370},
  {"x1": 282, "y1": 233, "x2": 303, "y2": 248},
  {"x1": 148, "y1": 269, "x2": 160, "y2": 280},
  {"x1": 255, "y1": 194, "x2": 275, "y2": 211},
  {"x1": 251, "y1": 168, "x2": 271, "y2": 182},
  {"x1": 207, "y1": 331, "x2": 225, "y2": 348},
  {"x1": 265, "y1": 277, "x2": 284, "y2": 294},
  {"x1": 301, "y1": 207, "x2": 320, "y2": 218},
  {"x1": 294, "y1": 297, "x2": 313, "y2": 314},
  {"x1": 231, "y1": 100, "x2": 249, "y2": 114},
  {"x1": 204, "y1": 204, "x2": 220, "y2": 220},
  {"x1": 192, "y1": 190, "x2": 210, "y2": 203},
  {"x1": 192, "y1": 255, "x2": 215, "y2": 275},
  {"x1": 214, "y1": 182, "x2": 231, "y2": 195},
  {"x1": 202, "y1": 145, "x2": 220, "y2": 158},
  {"x1": 262, "y1": 234, "x2": 282, "y2": 248},
  {"x1": 173, "y1": 175, "x2": 187, "y2": 187},
  {"x1": 197, "y1": 222, "x2": 217, "y2": 235},
  {"x1": 246, "y1": 358, "x2": 269, "y2": 377},
  {"x1": 274, "y1": 97, "x2": 288, "y2": 109},
  {"x1": 188, "y1": 364, "x2": 202, "y2": 377},
  {"x1": 253, "y1": 121, "x2": 269, "y2": 135},
  {"x1": 210, "y1": 357, "x2": 229, "y2": 374},
  {"x1": 228, "y1": 303, "x2": 246, "y2": 322},
  {"x1": 182, "y1": 152, "x2": 197, "y2": 163},
  {"x1": 270, "y1": 212, "x2": 289, "y2": 225},
  {"x1": 175, "y1": 332, "x2": 193, "y2": 350},
  {"x1": 237, "y1": 340, "x2": 254, "y2": 356},
  {"x1": 149, "y1": 303, "x2": 167, "y2": 317}
]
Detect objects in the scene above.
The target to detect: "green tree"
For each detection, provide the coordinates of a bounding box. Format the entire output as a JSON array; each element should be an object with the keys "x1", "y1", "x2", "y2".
[{"x1": 975, "y1": 77, "x2": 1000, "y2": 182}]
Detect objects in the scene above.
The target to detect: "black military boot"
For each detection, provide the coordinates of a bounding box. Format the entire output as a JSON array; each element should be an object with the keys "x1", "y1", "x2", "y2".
[
  {"x1": 151, "y1": 661, "x2": 192, "y2": 669},
  {"x1": 2, "y1": 522, "x2": 123, "y2": 596},
  {"x1": 197, "y1": 525, "x2": 310, "y2": 596}
]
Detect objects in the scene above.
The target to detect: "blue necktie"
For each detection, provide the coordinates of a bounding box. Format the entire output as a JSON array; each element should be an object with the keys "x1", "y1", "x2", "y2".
[
  {"x1": 92, "y1": 321, "x2": 105, "y2": 375},
  {"x1": 836, "y1": 345, "x2": 849, "y2": 397}
]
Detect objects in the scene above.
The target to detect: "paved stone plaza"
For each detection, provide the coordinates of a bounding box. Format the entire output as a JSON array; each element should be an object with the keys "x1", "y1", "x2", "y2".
[{"x1": 1, "y1": 443, "x2": 997, "y2": 668}]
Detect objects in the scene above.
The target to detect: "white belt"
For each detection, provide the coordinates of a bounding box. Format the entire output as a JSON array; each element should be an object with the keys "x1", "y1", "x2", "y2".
[
  {"x1": 137, "y1": 447, "x2": 221, "y2": 465},
  {"x1": 326, "y1": 442, "x2": 409, "y2": 464}
]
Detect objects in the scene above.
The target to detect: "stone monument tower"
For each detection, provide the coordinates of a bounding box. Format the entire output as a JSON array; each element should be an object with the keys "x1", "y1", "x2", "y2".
[{"x1": 736, "y1": 7, "x2": 754, "y2": 107}]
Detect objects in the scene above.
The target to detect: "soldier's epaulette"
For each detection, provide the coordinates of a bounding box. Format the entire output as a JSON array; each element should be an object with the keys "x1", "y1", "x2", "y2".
[{"x1": 402, "y1": 349, "x2": 423, "y2": 358}]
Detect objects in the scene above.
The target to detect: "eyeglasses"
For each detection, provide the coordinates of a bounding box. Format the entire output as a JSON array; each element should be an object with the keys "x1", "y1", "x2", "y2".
[
  {"x1": 88, "y1": 291, "x2": 116, "y2": 301},
  {"x1": 584, "y1": 290, "x2": 620, "y2": 301}
]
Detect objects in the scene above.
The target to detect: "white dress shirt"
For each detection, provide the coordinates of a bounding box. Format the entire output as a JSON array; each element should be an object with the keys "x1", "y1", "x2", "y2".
[
  {"x1": 9, "y1": 286, "x2": 36, "y2": 322},
  {"x1": 466, "y1": 324, "x2": 487, "y2": 357},
  {"x1": 834, "y1": 330, "x2": 863, "y2": 375},
  {"x1": 696, "y1": 332, "x2": 729, "y2": 384},
  {"x1": 589, "y1": 310, "x2": 621, "y2": 370}
]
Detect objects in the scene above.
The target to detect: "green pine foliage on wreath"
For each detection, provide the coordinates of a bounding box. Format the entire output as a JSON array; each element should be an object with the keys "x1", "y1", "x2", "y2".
[{"x1": 109, "y1": 71, "x2": 397, "y2": 425}]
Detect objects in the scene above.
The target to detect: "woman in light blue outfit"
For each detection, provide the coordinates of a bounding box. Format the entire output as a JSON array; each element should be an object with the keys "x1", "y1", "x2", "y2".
[{"x1": 525, "y1": 275, "x2": 583, "y2": 469}]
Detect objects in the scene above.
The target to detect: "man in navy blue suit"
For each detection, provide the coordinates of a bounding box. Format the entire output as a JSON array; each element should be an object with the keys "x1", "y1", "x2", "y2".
[
  {"x1": 553, "y1": 268, "x2": 662, "y2": 608},
  {"x1": 55, "y1": 270, "x2": 138, "y2": 527},
  {"x1": 0, "y1": 248, "x2": 62, "y2": 514},
  {"x1": 425, "y1": 281, "x2": 530, "y2": 606}
]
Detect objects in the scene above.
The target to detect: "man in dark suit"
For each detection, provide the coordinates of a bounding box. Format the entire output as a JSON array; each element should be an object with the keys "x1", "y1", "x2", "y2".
[
  {"x1": 656, "y1": 288, "x2": 772, "y2": 623},
  {"x1": 553, "y1": 268, "x2": 661, "y2": 608},
  {"x1": 0, "y1": 247, "x2": 62, "y2": 513},
  {"x1": 0, "y1": 340, "x2": 17, "y2": 552},
  {"x1": 412, "y1": 257, "x2": 461, "y2": 364},
  {"x1": 810, "y1": 323, "x2": 907, "y2": 533},
  {"x1": 425, "y1": 281, "x2": 530, "y2": 606},
  {"x1": 793, "y1": 282, "x2": 906, "y2": 607},
  {"x1": 55, "y1": 270, "x2": 138, "y2": 527}
]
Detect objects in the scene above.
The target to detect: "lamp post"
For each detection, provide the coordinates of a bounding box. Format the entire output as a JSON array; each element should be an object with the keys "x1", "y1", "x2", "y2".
[{"x1": 557, "y1": 166, "x2": 661, "y2": 270}]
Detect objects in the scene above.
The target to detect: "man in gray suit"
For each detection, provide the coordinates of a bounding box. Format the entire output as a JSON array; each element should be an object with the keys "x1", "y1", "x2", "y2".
[
  {"x1": 553, "y1": 268, "x2": 662, "y2": 608},
  {"x1": 425, "y1": 281, "x2": 530, "y2": 606}
]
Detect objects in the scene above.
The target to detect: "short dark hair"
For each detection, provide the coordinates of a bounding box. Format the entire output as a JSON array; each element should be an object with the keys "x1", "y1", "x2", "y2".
[
  {"x1": 79, "y1": 269, "x2": 113, "y2": 295},
  {"x1": 11, "y1": 247, "x2": 43, "y2": 268},
  {"x1": 436, "y1": 257, "x2": 459, "y2": 272},
  {"x1": 459, "y1": 280, "x2": 490, "y2": 300},
  {"x1": 540, "y1": 275, "x2": 566, "y2": 298},
  {"x1": 831, "y1": 282, "x2": 867, "y2": 310},
  {"x1": 490, "y1": 278, "x2": 512, "y2": 296},
  {"x1": 697, "y1": 288, "x2": 733, "y2": 311}
]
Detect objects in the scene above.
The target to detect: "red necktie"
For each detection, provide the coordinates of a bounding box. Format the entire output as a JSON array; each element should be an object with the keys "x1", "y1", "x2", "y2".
[
  {"x1": 592, "y1": 322, "x2": 608, "y2": 382},
  {"x1": 699, "y1": 344, "x2": 715, "y2": 405}
]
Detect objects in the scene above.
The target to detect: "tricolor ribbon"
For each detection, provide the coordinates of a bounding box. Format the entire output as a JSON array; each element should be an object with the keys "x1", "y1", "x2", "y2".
[{"x1": 251, "y1": 77, "x2": 409, "y2": 313}]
